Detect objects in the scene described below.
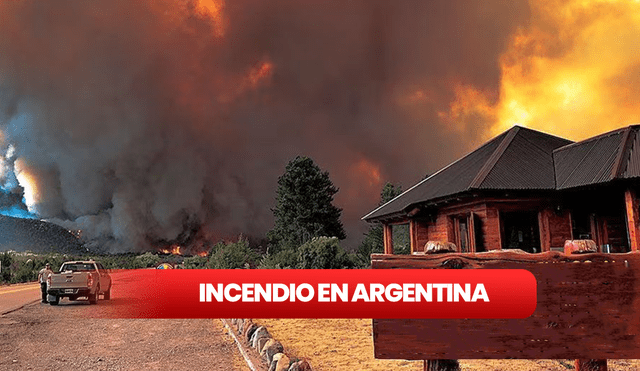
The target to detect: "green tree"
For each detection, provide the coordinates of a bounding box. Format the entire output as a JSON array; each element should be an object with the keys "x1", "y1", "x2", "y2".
[
  {"x1": 206, "y1": 237, "x2": 259, "y2": 269},
  {"x1": 297, "y1": 237, "x2": 347, "y2": 269},
  {"x1": 134, "y1": 252, "x2": 161, "y2": 268},
  {"x1": 267, "y1": 156, "x2": 346, "y2": 254},
  {"x1": 357, "y1": 182, "x2": 410, "y2": 263},
  {"x1": 0, "y1": 252, "x2": 13, "y2": 283}
]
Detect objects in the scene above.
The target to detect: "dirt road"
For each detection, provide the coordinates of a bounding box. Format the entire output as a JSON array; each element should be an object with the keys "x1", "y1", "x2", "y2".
[{"x1": 0, "y1": 283, "x2": 249, "y2": 371}]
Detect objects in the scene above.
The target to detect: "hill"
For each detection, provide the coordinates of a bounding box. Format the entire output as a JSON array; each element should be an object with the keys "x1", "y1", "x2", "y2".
[{"x1": 0, "y1": 215, "x2": 85, "y2": 254}]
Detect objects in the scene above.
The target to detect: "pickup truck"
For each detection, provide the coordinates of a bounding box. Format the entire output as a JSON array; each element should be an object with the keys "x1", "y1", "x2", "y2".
[{"x1": 47, "y1": 261, "x2": 112, "y2": 305}]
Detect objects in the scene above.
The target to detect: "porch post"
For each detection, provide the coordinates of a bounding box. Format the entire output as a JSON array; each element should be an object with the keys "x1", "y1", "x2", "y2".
[
  {"x1": 624, "y1": 188, "x2": 640, "y2": 252},
  {"x1": 383, "y1": 224, "x2": 394, "y2": 254},
  {"x1": 538, "y1": 209, "x2": 551, "y2": 252},
  {"x1": 410, "y1": 220, "x2": 418, "y2": 254},
  {"x1": 566, "y1": 241, "x2": 608, "y2": 371}
]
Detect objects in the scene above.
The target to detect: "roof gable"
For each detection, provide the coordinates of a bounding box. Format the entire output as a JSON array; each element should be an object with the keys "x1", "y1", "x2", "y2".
[
  {"x1": 554, "y1": 125, "x2": 640, "y2": 189},
  {"x1": 363, "y1": 126, "x2": 572, "y2": 221}
]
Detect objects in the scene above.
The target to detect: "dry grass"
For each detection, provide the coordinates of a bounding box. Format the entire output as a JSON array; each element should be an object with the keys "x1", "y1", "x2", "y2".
[
  {"x1": 255, "y1": 319, "x2": 640, "y2": 371},
  {"x1": 255, "y1": 318, "x2": 421, "y2": 370}
]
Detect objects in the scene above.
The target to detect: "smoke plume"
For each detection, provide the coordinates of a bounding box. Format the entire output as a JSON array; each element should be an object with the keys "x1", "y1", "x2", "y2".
[{"x1": 0, "y1": 0, "x2": 530, "y2": 252}]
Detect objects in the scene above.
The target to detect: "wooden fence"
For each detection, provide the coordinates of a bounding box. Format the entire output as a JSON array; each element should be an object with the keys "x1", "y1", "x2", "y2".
[{"x1": 371, "y1": 250, "x2": 640, "y2": 370}]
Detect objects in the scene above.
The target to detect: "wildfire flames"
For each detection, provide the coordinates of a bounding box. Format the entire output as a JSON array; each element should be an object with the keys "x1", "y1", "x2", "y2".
[
  {"x1": 2, "y1": 0, "x2": 640, "y2": 253},
  {"x1": 13, "y1": 159, "x2": 40, "y2": 213},
  {"x1": 441, "y1": 0, "x2": 640, "y2": 142},
  {"x1": 159, "y1": 245, "x2": 208, "y2": 257},
  {"x1": 160, "y1": 246, "x2": 181, "y2": 255}
]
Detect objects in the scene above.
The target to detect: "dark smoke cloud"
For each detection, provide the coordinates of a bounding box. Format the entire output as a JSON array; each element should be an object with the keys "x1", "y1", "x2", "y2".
[{"x1": 0, "y1": 0, "x2": 530, "y2": 252}]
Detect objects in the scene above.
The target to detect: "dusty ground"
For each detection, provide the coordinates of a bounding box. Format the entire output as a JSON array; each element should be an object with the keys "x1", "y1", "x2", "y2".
[
  {"x1": 0, "y1": 301, "x2": 249, "y2": 371},
  {"x1": 255, "y1": 318, "x2": 640, "y2": 371}
]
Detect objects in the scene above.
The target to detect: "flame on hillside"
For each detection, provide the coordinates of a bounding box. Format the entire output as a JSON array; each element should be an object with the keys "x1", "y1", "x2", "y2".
[{"x1": 160, "y1": 245, "x2": 182, "y2": 255}]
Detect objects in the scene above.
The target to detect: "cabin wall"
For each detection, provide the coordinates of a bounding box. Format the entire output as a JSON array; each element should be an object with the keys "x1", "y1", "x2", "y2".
[
  {"x1": 548, "y1": 210, "x2": 573, "y2": 249},
  {"x1": 391, "y1": 186, "x2": 640, "y2": 254},
  {"x1": 414, "y1": 219, "x2": 430, "y2": 251},
  {"x1": 414, "y1": 203, "x2": 493, "y2": 252},
  {"x1": 483, "y1": 206, "x2": 501, "y2": 251},
  {"x1": 538, "y1": 208, "x2": 573, "y2": 250}
]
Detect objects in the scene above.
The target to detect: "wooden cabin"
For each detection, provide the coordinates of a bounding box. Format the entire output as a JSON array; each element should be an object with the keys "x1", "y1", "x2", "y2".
[{"x1": 363, "y1": 125, "x2": 640, "y2": 255}]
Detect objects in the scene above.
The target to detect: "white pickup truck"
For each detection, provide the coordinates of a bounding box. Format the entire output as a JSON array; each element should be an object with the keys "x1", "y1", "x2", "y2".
[{"x1": 47, "y1": 261, "x2": 112, "y2": 305}]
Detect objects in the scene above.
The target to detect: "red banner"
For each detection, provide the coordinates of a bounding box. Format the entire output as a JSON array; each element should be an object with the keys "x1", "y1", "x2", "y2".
[{"x1": 86, "y1": 269, "x2": 536, "y2": 319}]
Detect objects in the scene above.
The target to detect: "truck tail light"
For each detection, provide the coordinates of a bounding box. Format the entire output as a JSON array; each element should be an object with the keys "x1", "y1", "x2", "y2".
[{"x1": 87, "y1": 275, "x2": 93, "y2": 288}]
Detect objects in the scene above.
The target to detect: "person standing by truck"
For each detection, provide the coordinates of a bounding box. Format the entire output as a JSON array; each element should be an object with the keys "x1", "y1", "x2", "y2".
[{"x1": 37, "y1": 263, "x2": 53, "y2": 303}]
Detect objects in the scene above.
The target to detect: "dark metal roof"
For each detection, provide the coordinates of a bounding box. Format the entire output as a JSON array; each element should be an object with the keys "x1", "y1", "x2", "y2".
[
  {"x1": 363, "y1": 126, "x2": 572, "y2": 221},
  {"x1": 553, "y1": 125, "x2": 640, "y2": 189},
  {"x1": 480, "y1": 127, "x2": 571, "y2": 190},
  {"x1": 623, "y1": 127, "x2": 640, "y2": 179}
]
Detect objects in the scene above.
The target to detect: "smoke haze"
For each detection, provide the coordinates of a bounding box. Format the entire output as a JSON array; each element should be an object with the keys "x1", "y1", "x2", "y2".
[{"x1": 0, "y1": 0, "x2": 530, "y2": 252}]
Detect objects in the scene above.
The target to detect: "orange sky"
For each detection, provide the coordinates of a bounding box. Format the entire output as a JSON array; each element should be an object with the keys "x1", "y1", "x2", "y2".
[{"x1": 441, "y1": 0, "x2": 640, "y2": 142}]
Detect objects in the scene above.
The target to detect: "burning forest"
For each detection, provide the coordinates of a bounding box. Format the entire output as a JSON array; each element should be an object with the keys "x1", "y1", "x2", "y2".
[{"x1": 0, "y1": 0, "x2": 639, "y2": 253}]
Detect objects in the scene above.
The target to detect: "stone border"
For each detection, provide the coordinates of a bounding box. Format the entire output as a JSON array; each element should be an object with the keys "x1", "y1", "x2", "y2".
[{"x1": 228, "y1": 318, "x2": 313, "y2": 371}]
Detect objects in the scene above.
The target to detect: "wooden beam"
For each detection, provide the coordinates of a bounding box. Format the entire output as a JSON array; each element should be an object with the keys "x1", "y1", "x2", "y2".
[
  {"x1": 424, "y1": 360, "x2": 460, "y2": 371},
  {"x1": 538, "y1": 209, "x2": 551, "y2": 252},
  {"x1": 625, "y1": 188, "x2": 640, "y2": 252},
  {"x1": 575, "y1": 360, "x2": 607, "y2": 371},
  {"x1": 383, "y1": 224, "x2": 394, "y2": 254},
  {"x1": 565, "y1": 245, "x2": 608, "y2": 371},
  {"x1": 590, "y1": 214, "x2": 599, "y2": 247},
  {"x1": 410, "y1": 220, "x2": 418, "y2": 254},
  {"x1": 468, "y1": 213, "x2": 476, "y2": 252},
  {"x1": 423, "y1": 240, "x2": 461, "y2": 371}
]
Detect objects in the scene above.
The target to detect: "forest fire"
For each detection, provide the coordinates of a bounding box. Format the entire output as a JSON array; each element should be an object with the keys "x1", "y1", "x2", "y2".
[
  {"x1": 159, "y1": 245, "x2": 208, "y2": 257},
  {"x1": 1, "y1": 0, "x2": 639, "y2": 253},
  {"x1": 160, "y1": 246, "x2": 182, "y2": 255},
  {"x1": 445, "y1": 0, "x2": 640, "y2": 142}
]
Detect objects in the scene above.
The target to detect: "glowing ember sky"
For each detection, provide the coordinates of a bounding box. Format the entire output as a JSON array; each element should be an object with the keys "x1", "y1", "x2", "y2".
[{"x1": 0, "y1": 0, "x2": 637, "y2": 251}]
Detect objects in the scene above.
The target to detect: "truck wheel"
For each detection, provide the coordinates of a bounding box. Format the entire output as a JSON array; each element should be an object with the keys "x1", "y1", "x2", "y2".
[
  {"x1": 103, "y1": 286, "x2": 111, "y2": 300},
  {"x1": 89, "y1": 286, "x2": 99, "y2": 304},
  {"x1": 49, "y1": 296, "x2": 59, "y2": 305}
]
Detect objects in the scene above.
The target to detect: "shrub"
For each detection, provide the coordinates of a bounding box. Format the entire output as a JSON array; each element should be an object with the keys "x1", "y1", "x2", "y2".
[
  {"x1": 134, "y1": 252, "x2": 161, "y2": 268},
  {"x1": 258, "y1": 249, "x2": 299, "y2": 269},
  {"x1": 206, "y1": 237, "x2": 259, "y2": 269},
  {"x1": 297, "y1": 236, "x2": 349, "y2": 269},
  {"x1": 183, "y1": 256, "x2": 208, "y2": 269}
]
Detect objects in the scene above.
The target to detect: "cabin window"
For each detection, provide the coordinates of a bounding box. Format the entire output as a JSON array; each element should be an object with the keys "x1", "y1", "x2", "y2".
[
  {"x1": 572, "y1": 212, "x2": 593, "y2": 240},
  {"x1": 457, "y1": 218, "x2": 470, "y2": 253},
  {"x1": 501, "y1": 211, "x2": 541, "y2": 253},
  {"x1": 451, "y1": 213, "x2": 484, "y2": 253}
]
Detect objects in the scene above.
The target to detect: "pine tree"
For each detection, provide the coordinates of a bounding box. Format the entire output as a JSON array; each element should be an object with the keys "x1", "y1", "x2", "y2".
[{"x1": 267, "y1": 156, "x2": 346, "y2": 254}]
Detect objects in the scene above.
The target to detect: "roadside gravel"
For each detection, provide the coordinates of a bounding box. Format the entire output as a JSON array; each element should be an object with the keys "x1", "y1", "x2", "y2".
[{"x1": 0, "y1": 301, "x2": 249, "y2": 371}]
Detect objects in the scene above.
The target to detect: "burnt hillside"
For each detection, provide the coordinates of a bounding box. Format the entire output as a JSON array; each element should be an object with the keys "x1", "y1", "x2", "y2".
[{"x1": 0, "y1": 215, "x2": 84, "y2": 254}]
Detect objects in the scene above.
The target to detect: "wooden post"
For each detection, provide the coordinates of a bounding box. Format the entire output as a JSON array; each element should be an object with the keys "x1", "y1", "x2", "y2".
[
  {"x1": 423, "y1": 242, "x2": 460, "y2": 371},
  {"x1": 410, "y1": 220, "x2": 418, "y2": 254},
  {"x1": 538, "y1": 209, "x2": 551, "y2": 252},
  {"x1": 424, "y1": 359, "x2": 460, "y2": 371},
  {"x1": 383, "y1": 224, "x2": 394, "y2": 254},
  {"x1": 625, "y1": 188, "x2": 640, "y2": 252},
  {"x1": 468, "y1": 213, "x2": 476, "y2": 252},
  {"x1": 566, "y1": 240, "x2": 608, "y2": 371}
]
